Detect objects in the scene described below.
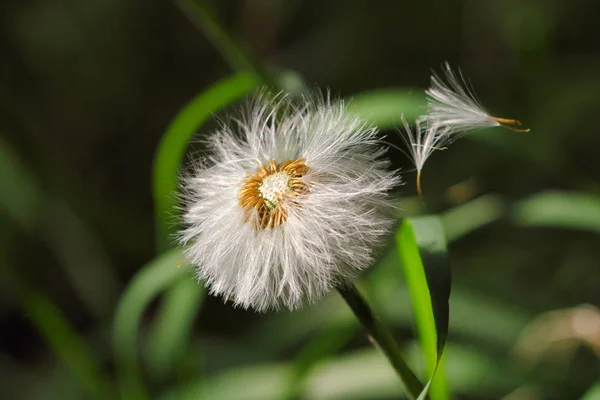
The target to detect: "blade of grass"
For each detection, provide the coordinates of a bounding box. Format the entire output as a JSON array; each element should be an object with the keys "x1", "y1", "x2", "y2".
[
  {"x1": 113, "y1": 250, "x2": 190, "y2": 400},
  {"x1": 151, "y1": 74, "x2": 258, "y2": 384},
  {"x1": 440, "y1": 193, "x2": 505, "y2": 241},
  {"x1": 0, "y1": 138, "x2": 120, "y2": 319},
  {"x1": 580, "y1": 382, "x2": 600, "y2": 400},
  {"x1": 512, "y1": 191, "x2": 600, "y2": 234},
  {"x1": 397, "y1": 216, "x2": 451, "y2": 400},
  {"x1": 20, "y1": 287, "x2": 115, "y2": 400},
  {"x1": 174, "y1": 0, "x2": 267, "y2": 81},
  {"x1": 146, "y1": 277, "x2": 205, "y2": 379},
  {"x1": 152, "y1": 72, "x2": 258, "y2": 251},
  {"x1": 348, "y1": 88, "x2": 426, "y2": 129}
]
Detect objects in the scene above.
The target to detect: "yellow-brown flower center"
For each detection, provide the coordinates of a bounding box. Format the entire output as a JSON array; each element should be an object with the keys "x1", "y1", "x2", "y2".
[{"x1": 239, "y1": 158, "x2": 309, "y2": 229}]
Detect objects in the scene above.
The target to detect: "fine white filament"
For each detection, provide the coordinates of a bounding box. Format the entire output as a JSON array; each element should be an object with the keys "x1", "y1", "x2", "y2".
[
  {"x1": 422, "y1": 62, "x2": 500, "y2": 133},
  {"x1": 179, "y1": 93, "x2": 400, "y2": 312},
  {"x1": 401, "y1": 63, "x2": 528, "y2": 200}
]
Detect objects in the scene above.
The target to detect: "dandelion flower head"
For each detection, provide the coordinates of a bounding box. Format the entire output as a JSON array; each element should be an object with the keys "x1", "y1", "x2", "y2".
[{"x1": 179, "y1": 92, "x2": 400, "y2": 312}]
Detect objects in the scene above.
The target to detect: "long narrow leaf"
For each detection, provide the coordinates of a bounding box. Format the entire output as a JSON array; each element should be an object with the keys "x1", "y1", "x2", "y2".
[
  {"x1": 397, "y1": 216, "x2": 451, "y2": 400},
  {"x1": 21, "y1": 288, "x2": 115, "y2": 400},
  {"x1": 512, "y1": 191, "x2": 600, "y2": 234},
  {"x1": 152, "y1": 73, "x2": 259, "y2": 251},
  {"x1": 146, "y1": 277, "x2": 205, "y2": 379},
  {"x1": 349, "y1": 88, "x2": 426, "y2": 128},
  {"x1": 113, "y1": 250, "x2": 189, "y2": 400},
  {"x1": 150, "y1": 74, "x2": 257, "y2": 383}
]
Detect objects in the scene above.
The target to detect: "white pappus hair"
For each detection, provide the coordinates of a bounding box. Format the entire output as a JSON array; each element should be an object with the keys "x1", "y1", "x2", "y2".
[
  {"x1": 179, "y1": 92, "x2": 401, "y2": 312},
  {"x1": 422, "y1": 62, "x2": 501, "y2": 132},
  {"x1": 401, "y1": 62, "x2": 529, "y2": 200}
]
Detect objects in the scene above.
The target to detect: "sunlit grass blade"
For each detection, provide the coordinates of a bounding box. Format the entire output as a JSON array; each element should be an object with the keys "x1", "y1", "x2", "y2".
[
  {"x1": 580, "y1": 382, "x2": 600, "y2": 400},
  {"x1": 152, "y1": 72, "x2": 259, "y2": 251},
  {"x1": 20, "y1": 287, "x2": 115, "y2": 400},
  {"x1": 113, "y1": 250, "x2": 190, "y2": 400},
  {"x1": 440, "y1": 193, "x2": 505, "y2": 241},
  {"x1": 348, "y1": 88, "x2": 426, "y2": 129},
  {"x1": 146, "y1": 277, "x2": 205, "y2": 379},
  {"x1": 397, "y1": 216, "x2": 451, "y2": 400},
  {"x1": 512, "y1": 191, "x2": 600, "y2": 234}
]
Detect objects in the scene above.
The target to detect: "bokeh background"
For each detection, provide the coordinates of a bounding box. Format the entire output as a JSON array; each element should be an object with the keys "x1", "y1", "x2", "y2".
[{"x1": 2, "y1": 0, "x2": 600, "y2": 399}]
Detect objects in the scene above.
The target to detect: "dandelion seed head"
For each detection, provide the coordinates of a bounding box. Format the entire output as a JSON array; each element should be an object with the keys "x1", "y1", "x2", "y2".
[
  {"x1": 179, "y1": 91, "x2": 400, "y2": 312},
  {"x1": 423, "y1": 62, "x2": 500, "y2": 133},
  {"x1": 401, "y1": 62, "x2": 528, "y2": 200}
]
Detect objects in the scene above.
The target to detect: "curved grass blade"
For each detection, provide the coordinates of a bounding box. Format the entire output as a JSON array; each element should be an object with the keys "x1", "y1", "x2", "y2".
[
  {"x1": 113, "y1": 250, "x2": 190, "y2": 400},
  {"x1": 512, "y1": 191, "x2": 600, "y2": 235},
  {"x1": 151, "y1": 74, "x2": 257, "y2": 383},
  {"x1": 441, "y1": 194, "x2": 505, "y2": 242},
  {"x1": 581, "y1": 382, "x2": 600, "y2": 400},
  {"x1": 152, "y1": 72, "x2": 259, "y2": 251},
  {"x1": 20, "y1": 287, "x2": 115, "y2": 400},
  {"x1": 146, "y1": 277, "x2": 205, "y2": 379},
  {"x1": 349, "y1": 88, "x2": 426, "y2": 129},
  {"x1": 0, "y1": 138, "x2": 120, "y2": 319},
  {"x1": 397, "y1": 216, "x2": 451, "y2": 400}
]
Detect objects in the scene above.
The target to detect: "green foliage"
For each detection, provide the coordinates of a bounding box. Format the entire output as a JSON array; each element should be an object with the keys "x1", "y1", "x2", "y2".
[
  {"x1": 146, "y1": 278, "x2": 205, "y2": 379},
  {"x1": 4, "y1": 1, "x2": 600, "y2": 400},
  {"x1": 512, "y1": 191, "x2": 600, "y2": 234},
  {"x1": 397, "y1": 217, "x2": 450, "y2": 400},
  {"x1": 152, "y1": 73, "x2": 259, "y2": 251},
  {"x1": 349, "y1": 88, "x2": 426, "y2": 128},
  {"x1": 113, "y1": 250, "x2": 190, "y2": 399},
  {"x1": 20, "y1": 288, "x2": 115, "y2": 400}
]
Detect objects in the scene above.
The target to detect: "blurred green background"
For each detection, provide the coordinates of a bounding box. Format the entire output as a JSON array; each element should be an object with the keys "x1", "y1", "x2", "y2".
[{"x1": 1, "y1": 0, "x2": 600, "y2": 399}]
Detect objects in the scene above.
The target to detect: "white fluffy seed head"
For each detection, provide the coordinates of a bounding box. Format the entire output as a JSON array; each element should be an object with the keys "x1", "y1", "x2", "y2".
[
  {"x1": 179, "y1": 91, "x2": 401, "y2": 312},
  {"x1": 400, "y1": 63, "x2": 498, "y2": 177},
  {"x1": 422, "y1": 62, "x2": 500, "y2": 133},
  {"x1": 399, "y1": 116, "x2": 451, "y2": 172}
]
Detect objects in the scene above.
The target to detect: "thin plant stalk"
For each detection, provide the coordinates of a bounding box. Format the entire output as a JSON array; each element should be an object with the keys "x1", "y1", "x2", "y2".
[
  {"x1": 174, "y1": 0, "x2": 275, "y2": 86},
  {"x1": 338, "y1": 284, "x2": 424, "y2": 400}
]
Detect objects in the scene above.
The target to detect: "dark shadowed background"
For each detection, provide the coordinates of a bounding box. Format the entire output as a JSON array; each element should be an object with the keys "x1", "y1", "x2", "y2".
[{"x1": 1, "y1": 1, "x2": 600, "y2": 399}]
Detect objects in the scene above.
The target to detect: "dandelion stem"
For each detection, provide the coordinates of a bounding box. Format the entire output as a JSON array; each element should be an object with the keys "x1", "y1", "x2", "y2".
[
  {"x1": 338, "y1": 284, "x2": 424, "y2": 400},
  {"x1": 416, "y1": 169, "x2": 424, "y2": 203}
]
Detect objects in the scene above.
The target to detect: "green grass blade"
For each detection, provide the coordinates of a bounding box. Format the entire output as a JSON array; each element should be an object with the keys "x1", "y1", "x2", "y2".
[
  {"x1": 397, "y1": 216, "x2": 451, "y2": 400},
  {"x1": 581, "y1": 382, "x2": 600, "y2": 400},
  {"x1": 348, "y1": 88, "x2": 426, "y2": 128},
  {"x1": 174, "y1": 0, "x2": 266, "y2": 80},
  {"x1": 512, "y1": 191, "x2": 600, "y2": 234},
  {"x1": 21, "y1": 288, "x2": 115, "y2": 400},
  {"x1": 113, "y1": 250, "x2": 190, "y2": 400},
  {"x1": 152, "y1": 73, "x2": 259, "y2": 251},
  {"x1": 0, "y1": 138, "x2": 120, "y2": 319},
  {"x1": 441, "y1": 194, "x2": 505, "y2": 242},
  {"x1": 146, "y1": 277, "x2": 205, "y2": 379}
]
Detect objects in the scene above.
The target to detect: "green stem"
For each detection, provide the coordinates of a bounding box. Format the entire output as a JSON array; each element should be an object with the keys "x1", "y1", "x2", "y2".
[
  {"x1": 338, "y1": 284, "x2": 424, "y2": 400},
  {"x1": 174, "y1": 0, "x2": 275, "y2": 87}
]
